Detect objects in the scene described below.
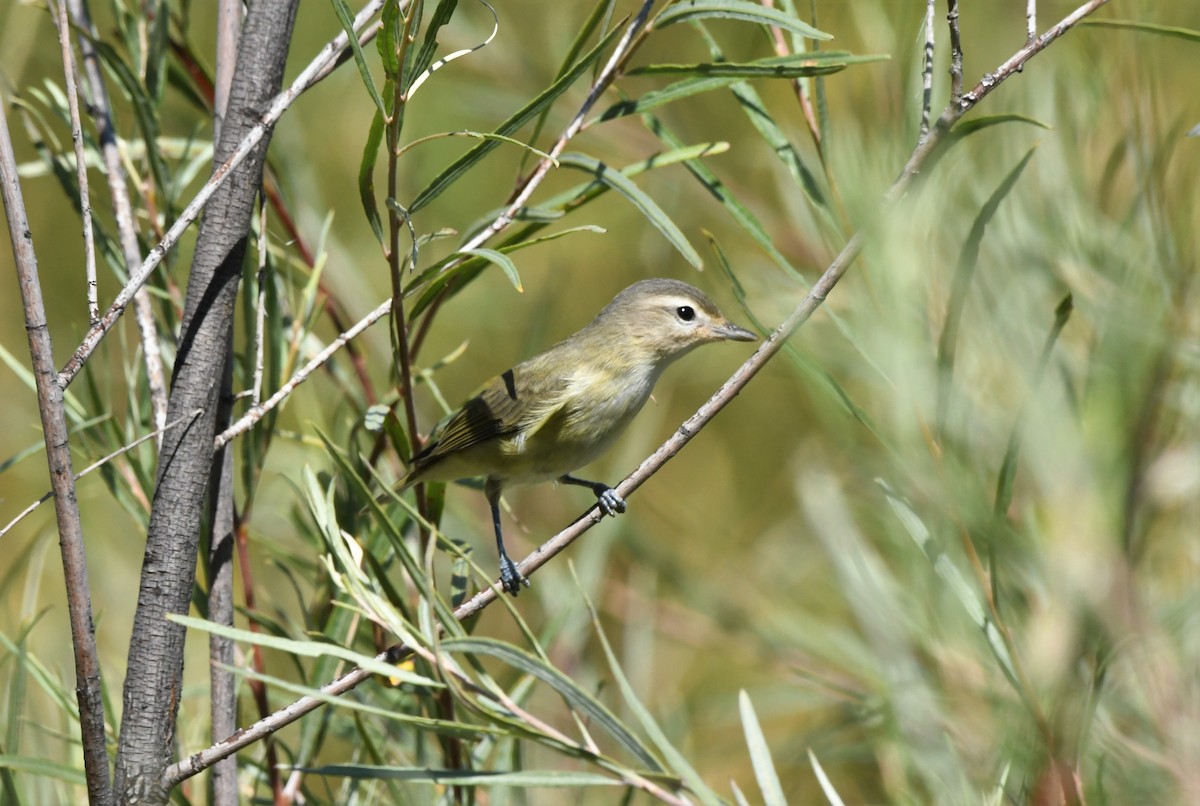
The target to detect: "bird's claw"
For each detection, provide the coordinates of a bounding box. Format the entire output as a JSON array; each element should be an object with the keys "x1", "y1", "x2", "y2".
[
  {"x1": 597, "y1": 488, "x2": 626, "y2": 517},
  {"x1": 499, "y1": 557, "x2": 529, "y2": 597}
]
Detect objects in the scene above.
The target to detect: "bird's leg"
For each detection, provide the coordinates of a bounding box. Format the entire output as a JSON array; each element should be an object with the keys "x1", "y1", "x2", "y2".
[
  {"x1": 559, "y1": 474, "x2": 626, "y2": 517},
  {"x1": 486, "y1": 481, "x2": 528, "y2": 597}
]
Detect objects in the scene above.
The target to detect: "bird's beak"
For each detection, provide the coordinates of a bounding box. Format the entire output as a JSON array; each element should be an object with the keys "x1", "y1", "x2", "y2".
[{"x1": 713, "y1": 320, "x2": 758, "y2": 342}]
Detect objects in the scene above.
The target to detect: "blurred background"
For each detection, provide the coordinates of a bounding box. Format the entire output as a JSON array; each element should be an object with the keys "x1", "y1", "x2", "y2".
[{"x1": 2, "y1": 0, "x2": 1198, "y2": 802}]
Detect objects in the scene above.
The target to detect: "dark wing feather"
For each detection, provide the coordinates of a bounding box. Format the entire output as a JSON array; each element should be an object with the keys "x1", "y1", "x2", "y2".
[{"x1": 410, "y1": 358, "x2": 568, "y2": 472}]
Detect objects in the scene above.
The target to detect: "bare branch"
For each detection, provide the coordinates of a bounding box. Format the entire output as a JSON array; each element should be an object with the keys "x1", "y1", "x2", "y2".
[
  {"x1": 0, "y1": 408, "x2": 202, "y2": 540},
  {"x1": 163, "y1": 0, "x2": 1114, "y2": 783},
  {"x1": 51, "y1": 0, "x2": 98, "y2": 325},
  {"x1": 456, "y1": 0, "x2": 656, "y2": 256},
  {"x1": 252, "y1": 199, "x2": 268, "y2": 406},
  {"x1": 208, "y1": 5, "x2": 244, "y2": 801},
  {"x1": 947, "y1": 0, "x2": 964, "y2": 104},
  {"x1": 0, "y1": 88, "x2": 113, "y2": 806},
  {"x1": 920, "y1": 0, "x2": 936, "y2": 141},
  {"x1": 215, "y1": 299, "x2": 392, "y2": 449},
  {"x1": 1028, "y1": 0, "x2": 1038, "y2": 44},
  {"x1": 63, "y1": 0, "x2": 170, "y2": 443}
]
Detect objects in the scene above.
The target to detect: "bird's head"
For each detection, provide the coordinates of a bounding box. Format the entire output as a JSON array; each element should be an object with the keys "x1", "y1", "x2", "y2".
[{"x1": 589, "y1": 278, "x2": 758, "y2": 366}]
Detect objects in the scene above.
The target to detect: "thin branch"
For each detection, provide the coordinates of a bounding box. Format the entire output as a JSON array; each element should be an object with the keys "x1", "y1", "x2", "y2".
[
  {"x1": 0, "y1": 408, "x2": 203, "y2": 540},
  {"x1": 920, "y1": 0, "x2": 936, "y2": 141},
  {"x1": 64, "y1": 0, "x2": 169, "y2": 443},
  {"x1": 947, "y1": 0, "x2": 964, "y2": 105},
  {"x1": 456, "y1": 0, "x2": 656, "y2": 256},
  {"x1": 215, "y1": 299, "x2": 392, "y2": 449},
  {"x1": 0, "y1": 89, "x2": 113, "y2": 806},
  {"x1": 52, "y1": 0, "x2": 98, "y2": 325},
  {"x1": 56, "y1": 0, "x2": 388, "y2": 390},
  {"x1": 1027, "y1": 0, "x2": 1038, "y2": 44},
  {"x1": 208, "y1": 4, "x2": 244, "y2": 802},
  {"x1": 252, "y1": 199, "x2": 268, "y2": 406},
  {"x1": 163, "y1": 0, "x2": 1113, "y2": 784}
]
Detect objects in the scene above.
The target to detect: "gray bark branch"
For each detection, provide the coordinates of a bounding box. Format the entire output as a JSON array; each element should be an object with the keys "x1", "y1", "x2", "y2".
[
  {"x1": 0, "y1": 93, "x2": 113, "y2": 806},
  {"x1": 112, "y1": 3, "x2": 300, "y2": 802}
]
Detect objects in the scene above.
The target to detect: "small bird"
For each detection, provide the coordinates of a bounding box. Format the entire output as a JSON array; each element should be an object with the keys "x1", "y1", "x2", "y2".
[{"x1": 392, "y1": 278, "x2": 756, "y2": 596}]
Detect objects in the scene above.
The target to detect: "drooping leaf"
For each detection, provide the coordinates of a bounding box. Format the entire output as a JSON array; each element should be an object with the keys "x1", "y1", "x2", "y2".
[
  {"x1": 329, "y1": 0, "x2": 387, "y2": 115},
  {"x1": 409, "y1": 23, "x2": 626, "y2": 213},
  {"x1": 558, "y1": 153, "x2": 702, "y2": 268},
  {"x1": 457, "y1": 248, "x2": 522, "y2": 292},
  {"x1": 441, "y1": 637, "x2": 664, "y2": 771}
]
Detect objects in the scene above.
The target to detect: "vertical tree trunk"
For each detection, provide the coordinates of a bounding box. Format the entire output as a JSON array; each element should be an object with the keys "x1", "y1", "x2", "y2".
[{"x1": 113, "y1": 3, "x2": 299, "y2": 802}]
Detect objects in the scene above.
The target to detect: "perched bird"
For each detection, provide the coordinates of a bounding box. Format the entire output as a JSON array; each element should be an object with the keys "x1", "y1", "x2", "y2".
[{"x1": 392, "y1": 278, "x2": 756, "y2": 596}]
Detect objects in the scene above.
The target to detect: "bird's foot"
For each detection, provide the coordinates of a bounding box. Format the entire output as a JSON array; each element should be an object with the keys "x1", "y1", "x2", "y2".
[
  {"x1": 597, "y1": 487, "x2": 626, "y2": 517},
  {"x1": 499, "y1": 556, "x2": 529, "y2": 597}
]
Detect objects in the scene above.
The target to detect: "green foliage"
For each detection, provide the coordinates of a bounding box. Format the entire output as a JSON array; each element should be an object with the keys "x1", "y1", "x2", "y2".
[{"x1": 2, "y1": 1, "x2": 1199, "y2": 804}]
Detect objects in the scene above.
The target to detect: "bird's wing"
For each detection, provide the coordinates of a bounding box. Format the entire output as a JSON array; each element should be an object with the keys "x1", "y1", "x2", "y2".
[{"x1": 411, "y1": 359, "x2": 569, "y2": 469}]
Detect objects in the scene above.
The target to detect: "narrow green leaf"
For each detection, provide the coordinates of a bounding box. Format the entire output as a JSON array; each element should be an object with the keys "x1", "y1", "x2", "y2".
[
  {"x1": 739, "y1": 691, "x2": 786, "y2": 806},
  {"x1": 578, "y1": 588, "x2": 722, "y2": 805},
  {"x1": 936, "y1": 147, "x2": 1037, "y2": 433},
  {"x1": 169, "y1": 614, "x2": 442, "y2": 688},
  {"x1": 952, "y1": 113, "x2": 1051, "y2": 139},
  {"x1": 1081, "y1": 19, "x2": 1200, "y2": 42},
  {"x1": 301, "y1": 765, "x2": 622, "y2": 786},
  {"x1": 0, "y1": 631, "x2": 77, "y2": 721},
  {"x1": 628, "y1": 52, "x2": 884, "y2": 78},
  {"x1": 994, "y1": 295, "x2": 1073, "y2": 516},
  {"x1": 0, "y1": 755, "x2": 86, "y2": 785},
  {"x1": 458, "y1": 248, "x2": 523, "y2": 292},
  {"x1": 441, "y1": 637, "x2": 663, "y2": 771},
  {"x1": 697, "y1": 26, "x2": 832, "y2": 219},
  {"x1": 407, "y1": 226, "x2": 606, "y2": 319},
  {"x1": 877, "y1": 481, "x2": 1020, "y2": 688},
  {"x1": 234, "y1": 665, "x2": 501, "y2": 739},
  {"x1": 329, "y1": 0, "x2": 387, "y2": 115},
  {"x1": 558, "y1": 153, "x2": 702, "y2": 268},
  {"x1": 409, "y1": 0, "x2": 462, "y2": 82},
  {"x1": 377, "y1": 0, "x2": 402, "y2": 77},
  {"x1": 921, "y1": 114, "x2": 1049, "y2": 177},
  {"x1": 643, "y1": 116, "x2": 797, "y2": 276},
  {"x1": 360, "y1": 106, "x2": 388, "y2": 248},
  {"x1": 520, "y1": 0, "x2": 618, "y2": 175},
  {"x1": 409, "y1": 23, "x2": 626, "y2": 213},
  {"x1": 652, "y1": 0, "x2": 832, "y2": 41}
]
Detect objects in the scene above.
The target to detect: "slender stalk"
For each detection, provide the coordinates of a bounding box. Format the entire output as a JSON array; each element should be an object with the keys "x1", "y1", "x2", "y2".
[
  {"x1": 947, "y1": 0, "x2": 964, "y2": 105},
  {"x1": 64, "y1": 0, "x2": 169, "y2": 443},
  {"x1": 0, "y1": 91, "x2": 113, "y2": 806},
  {"x1": 52, "y1": 0, "x2": 98, "y2": 325},
  {"x1": 455, "y1": 0, "x2": 657, "y2": 256},
  {"x1": 208, "y1": 6, "x2": 244, "y2": 801},
  {"x1": 920, "y1": 0, "x2": 936, "y2": 141},
  {"x1": 0, "y1": 409, "x2": 202, "y2": 540}
]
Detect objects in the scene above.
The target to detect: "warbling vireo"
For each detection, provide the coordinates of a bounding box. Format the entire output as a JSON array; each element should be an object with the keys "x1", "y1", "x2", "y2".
[{"x1": 391, "y1": 278, "x2": 756, "y2": 596}]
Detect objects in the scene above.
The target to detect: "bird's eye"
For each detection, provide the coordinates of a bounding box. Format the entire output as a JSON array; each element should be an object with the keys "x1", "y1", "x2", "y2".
[{"x1": 676, "y1": 305, "x2": 696, "y2": 322}]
